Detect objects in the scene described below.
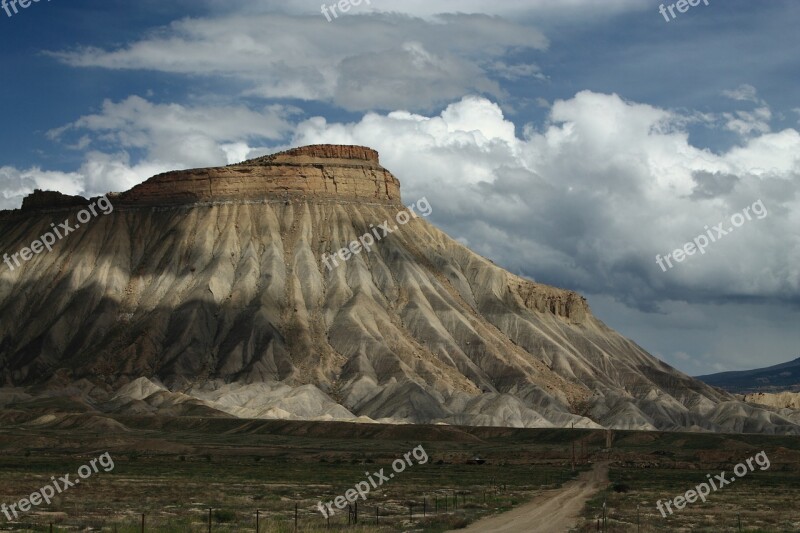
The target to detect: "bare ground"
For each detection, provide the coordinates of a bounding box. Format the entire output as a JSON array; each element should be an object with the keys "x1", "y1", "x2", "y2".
[{"x1": 451, "y1": 462, "x2": 609, "y2": 533}]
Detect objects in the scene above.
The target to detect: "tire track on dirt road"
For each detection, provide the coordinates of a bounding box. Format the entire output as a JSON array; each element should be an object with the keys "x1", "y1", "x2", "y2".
[{"x1": 449, "y1": 461, "x2": 609, "y2": 533}]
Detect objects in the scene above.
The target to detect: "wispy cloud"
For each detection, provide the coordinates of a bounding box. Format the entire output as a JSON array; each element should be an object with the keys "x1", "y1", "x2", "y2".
[{"x1": 47, "y1": 13, "x2": 546, "y2": 112}]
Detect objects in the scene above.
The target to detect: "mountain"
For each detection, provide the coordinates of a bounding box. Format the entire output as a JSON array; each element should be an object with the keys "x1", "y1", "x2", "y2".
[
  {"x1": 696, "y1": 357, "x2": 800, "y2": 394},
  {"x1": 1, "y1": 145, "x2": 798, "y2": 434}
]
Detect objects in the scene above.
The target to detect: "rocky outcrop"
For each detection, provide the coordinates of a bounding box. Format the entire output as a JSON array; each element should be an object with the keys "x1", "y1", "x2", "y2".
[
  {"x1": 509, "y1": 276, "x2": 589, "y2": 324},
  {"x1": 744, "y1": 392, "x2": 800, "y2": 410},
  {"x1": 21, "y1": 190, "x2": 89, "y2": 211},
  {"x1": 115, "y1": 144, "x2": 401, "y2": 207},
  {"x1": 258, "y1": 144, "x2": 380, "y2": 164}
]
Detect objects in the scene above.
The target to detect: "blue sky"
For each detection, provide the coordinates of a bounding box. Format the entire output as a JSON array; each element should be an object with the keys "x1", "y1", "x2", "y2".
[{"x1": 1, "y1": 0, "x2": 798, "y2": 374}]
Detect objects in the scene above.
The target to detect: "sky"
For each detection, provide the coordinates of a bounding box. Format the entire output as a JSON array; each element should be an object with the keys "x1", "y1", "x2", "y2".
[{"x1": 1, "y1": 0, "x2": 798, "y2": 375}]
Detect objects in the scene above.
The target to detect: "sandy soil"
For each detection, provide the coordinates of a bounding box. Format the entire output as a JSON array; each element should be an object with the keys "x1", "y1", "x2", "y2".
[{"x1": 451, "y1": 462, "x2": 609, "y2": 533}]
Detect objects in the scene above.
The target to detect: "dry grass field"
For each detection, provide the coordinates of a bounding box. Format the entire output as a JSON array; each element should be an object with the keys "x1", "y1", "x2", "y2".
[{"x1": 0, "y1": 416, "x2": 798, "y2": 531}]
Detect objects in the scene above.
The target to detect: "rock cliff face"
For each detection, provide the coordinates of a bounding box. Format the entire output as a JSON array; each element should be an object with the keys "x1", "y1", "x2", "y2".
[
  {"x1": 115, "y1": 145, "x2": 401, "y2": 207},
  {"x1": 0, "y1": 145, "x2": 797, "y2": 433},
  {"x1": 509, "y1": 277, "x2": 589, "y2": 324}
]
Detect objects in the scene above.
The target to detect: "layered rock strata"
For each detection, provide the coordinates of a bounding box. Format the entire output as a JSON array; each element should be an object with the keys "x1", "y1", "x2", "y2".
[{"x1": 115, "y1": 145, "x2": 401, "y2": 207}]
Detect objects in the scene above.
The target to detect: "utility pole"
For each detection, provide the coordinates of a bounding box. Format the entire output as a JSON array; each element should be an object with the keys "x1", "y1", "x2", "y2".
[{"x1": 571, "y1": 422, "x2": 576, "y2": 471}]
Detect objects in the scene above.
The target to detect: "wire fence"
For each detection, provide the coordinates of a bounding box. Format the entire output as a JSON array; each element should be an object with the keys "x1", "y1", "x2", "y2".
[
  {"x1": 1, "y1": 484, "x2": 533, "y2": 532},
  {"x1": 6, "y1": 482, "x2": 786, "y2": 532}
]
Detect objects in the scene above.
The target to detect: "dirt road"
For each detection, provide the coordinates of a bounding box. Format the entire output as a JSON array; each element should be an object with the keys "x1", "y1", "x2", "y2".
[{"x1": 450, "y1": 462, "x2": 609, "y2": 533}]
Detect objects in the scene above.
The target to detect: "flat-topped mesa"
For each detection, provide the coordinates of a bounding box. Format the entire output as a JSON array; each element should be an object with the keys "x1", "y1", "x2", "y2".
[{"x1": 114, "y1": 144, "x2": 401, "y2": 207}]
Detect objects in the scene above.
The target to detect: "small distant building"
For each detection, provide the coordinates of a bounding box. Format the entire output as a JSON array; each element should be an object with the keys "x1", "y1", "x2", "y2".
[{"x1": 466, "y1": 456, "x2": 486, "y2": 465}]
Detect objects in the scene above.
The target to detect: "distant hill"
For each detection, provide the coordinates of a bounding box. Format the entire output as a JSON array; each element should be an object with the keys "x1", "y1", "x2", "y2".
[{"x1": 696, "y1": 358, "x2": 800, "y2": 394}]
